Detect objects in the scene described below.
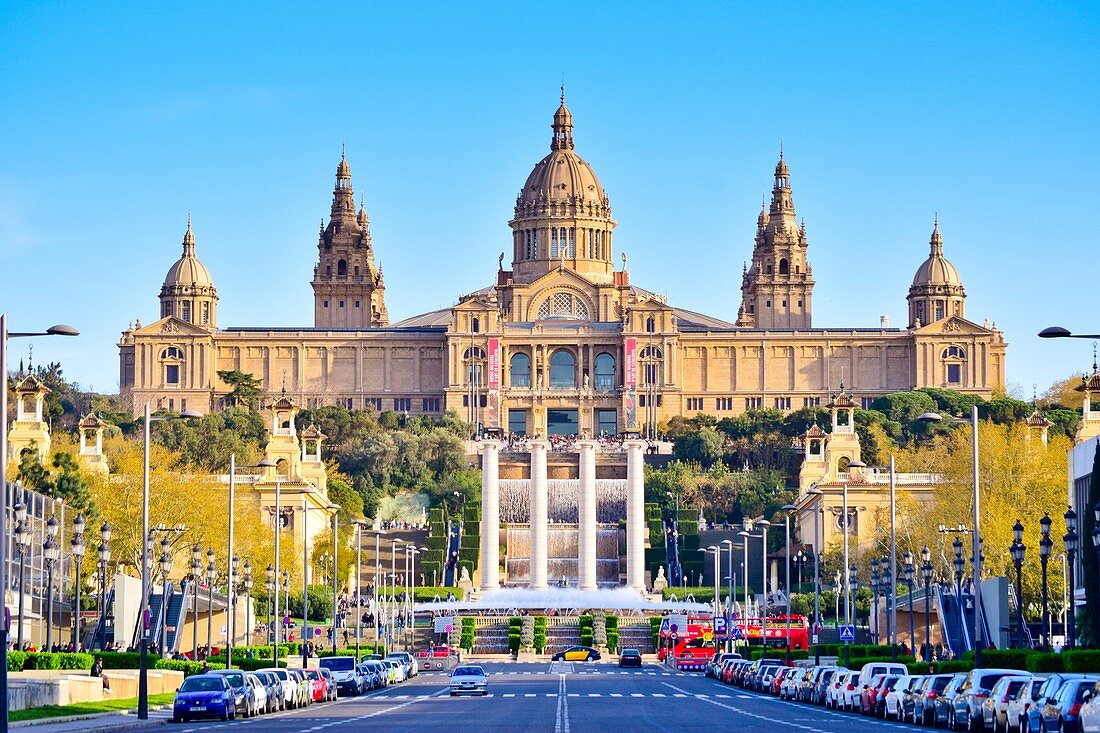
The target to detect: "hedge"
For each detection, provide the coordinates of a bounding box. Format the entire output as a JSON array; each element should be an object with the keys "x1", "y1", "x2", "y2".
[
  {"x1": 153, "y1": 659, "x2": 207, "y2": 677},
  {"x1": 7, "y1": 652, "x2": 95, "y2": 671},
  {"x1": 460, "y1": 617, "x2": 475, "y2": 652},
  {"x1": 750, "y1": 649, "x2": 810, "y2": 661},
  {"x1": 205, "y1": 655, "x2": 288, "y2": 671},
  {"x1": 1027, "y1": 653, "x2": 1066, "y2": 673}
]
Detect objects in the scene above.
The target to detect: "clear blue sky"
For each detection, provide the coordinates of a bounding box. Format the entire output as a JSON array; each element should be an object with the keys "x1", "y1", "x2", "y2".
[{"x1": 1, "y1": 2, "x2": 1097, "y2": 397}]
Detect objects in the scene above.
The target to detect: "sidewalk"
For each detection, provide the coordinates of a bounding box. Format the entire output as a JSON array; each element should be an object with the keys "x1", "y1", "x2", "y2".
[{"x1": 11, "y1": 708, "x2": 171, "y2": 732}]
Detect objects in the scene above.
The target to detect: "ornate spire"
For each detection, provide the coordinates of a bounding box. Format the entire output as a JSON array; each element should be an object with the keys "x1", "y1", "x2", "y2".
[
  {"x1": 768, "y1": 150, "x2": 796, "y2": 227},
  {"x1": 330, "y1": 149, "x2": 356, "y2": 222},
  {"x1": 551, "y1": 86, "x2": 575, "y2": 152},
  {"x1": 182, "y1": 214, "x2": 196, "y2": 256},
  {"x1": 930, "y1": 215, "x2": 944, "y2": 257}
]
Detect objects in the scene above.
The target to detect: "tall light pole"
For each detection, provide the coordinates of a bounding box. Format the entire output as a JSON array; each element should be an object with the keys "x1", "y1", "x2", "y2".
[
  {"x1": 1011, "y1": 520, "x2": 1026, "y2": 647},
  {"x1": 903, "y1": 550, "x2": 915, "y2": 655},
  {"x1": 264, "y1": 565, "x2": 275, "y2": 663},
  {"x1": 241, "y1": 561, "x2": 253, "y2": 651},
  {"x1": 781, "y1": 504, "x2": 795, "y2": 662},
  {"x1": 139, "y1": 403, "x2": 199, "y2": 719},
  {"x1": 805, "y1": 486, "x2": 824, "y2": 664},
  {"x1": 158, "y1": 538, "x2": 173, "y2": 657},
  {"x1": 871, "y1": 558, "x2": 880, "y2": 645},
  {"x1": 205, "y1": 548, "x2": 217, "y2": 656},
  {"x1": 95, "y1": 523, "x2": 111, "y2": 651},
  {"x1": 226, "y1": 553, "x2": 239, "y2": 668},
  {"x1": 301, "y1": 495, "x2": 309, "y2": 669},
  {"x1": 919, "y1": 407, "x2": 982, "y2": 667},
  {"x1": 353, "y1": 521, "x2": 365, "y2": 658},
  {"x1": 1039, "y1": 513, "x2": 1053, "y2": 652},
  {"x1": 0, "y1": 315, "x2": 78, "y2": 733},
  {"x1": 71, "y1": 515, "x2": 87, "y2": 650},
  {"x1": 1064, "y1": 507, "x2": 1078, "y2": 649},
  {"x1": 13, "y1": 505, "x2": 31, "y2": 650},
  {"x1": 327, "y1": 505, "x2": 340, "y2": 651},
  {"x1": 841, "y1": 460, "x2": 867, "y2": 668},
  {"x1": 190, "y1": 544, "x2": 202, "y2": 659},
  {"x1": 921, "y1": 546, "x2": 933, "y2": 661},
  {"x1": 756, "y1": 519, "x2": 771, "y2": 653},
  {"x1": 888, "y1": 454, "x2": 898, "y2": 661},
  {"x1": 280, "y1": 569, "x2": 290, "y2": 656},
  {"x1": 43, "y1": 515, "x2": 61, "y2": 650}
]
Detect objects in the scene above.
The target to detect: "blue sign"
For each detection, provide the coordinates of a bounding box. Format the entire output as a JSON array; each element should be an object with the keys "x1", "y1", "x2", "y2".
[
  {"x1": 840, "y1": 625, "x2": 856, "y2": 642},
  {"x1": 731, "y1": 627, "x2": 744, "y2": 640},
  {"x1": 713, "y1": 616, "x2": 727, "y2": 636}
]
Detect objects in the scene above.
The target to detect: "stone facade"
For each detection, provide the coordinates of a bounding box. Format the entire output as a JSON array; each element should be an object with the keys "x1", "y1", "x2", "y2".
[{"x1": 118, "y1": 96, "x2": 1007, "y2": 430}]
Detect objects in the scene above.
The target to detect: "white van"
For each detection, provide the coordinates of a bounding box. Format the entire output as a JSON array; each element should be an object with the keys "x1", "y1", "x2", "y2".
[{"x1": 857, "y1": 662, "x2": 910, "y2": 691}]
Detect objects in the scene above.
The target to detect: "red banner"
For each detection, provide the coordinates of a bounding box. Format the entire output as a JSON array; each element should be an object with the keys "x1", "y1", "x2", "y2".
[
  {"x1": 487, "y1": 338, "x2": 501, "y2": 429},
  {"x1": 624, "y1": 338, "x2": 637, "y2": 388}
]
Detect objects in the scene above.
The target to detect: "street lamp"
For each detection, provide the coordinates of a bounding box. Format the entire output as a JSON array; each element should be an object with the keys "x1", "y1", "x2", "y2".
[
  {"x1": 43, "y1": 516, "x2": 61, "y2": 650},
  {"x1": 264, "y1": 564, "x2": 275, "y2": 664},
  {"x1": 805, "y1": 485, "x2": 824, "y2": 665},
  {"x1": 1011, "y1": 520, "x2": 1026, "y2": 648},
  {"x1": 849, "y1": 564, "x2": 860, "y2": 656},
  {"x1": 921, "y1": 546, "x2": 933, "y2": 662},
  {"x1": 0, "y1": 314, "x2": 79, "y2": 731},
  {"x1": 918, "y1": 407, "x2": 982, "y2": 667},
  {"x1": 227, "y1": 553, "x2": 239, "y2": 668},
  {"x1": 781, "y1": 503, "x2": 796, "y2": 664},
  {"x1": 190, "y1": 545, "x2": 202, "y2": 659},
  {"x1": 840, "y1": 459, "x2": 866, "y2": 669},
  {"x1": 206, "y1": 548, "x2": 217, "y2": 655},
  {"x1": 1039, "y1": 513, "x2": 1053, "y2": 652},
  {"x1": 903, "y1": 550, "x2": 915, "y2": 654},
  {"x1": 13, "y1": 504, "x2": 31, "y2": 650},
  {"x1": 71, "y1": 515, "x2": 87, "y2": 650},
  {"x1": 96, "y1": 522, "x2": 112, "y2": 651},
  {"x1": 953, "y1": 536, "x2": 966, "y2": 655},
  {"x1": 158, "y1": 537, "x2": 173, "y2": 657},
  {"x1": 1064, "y1": 507, "x2": 1078, "y2": 649},
  {"x1": 241, "y1": 561, "x2": 253, "y2": 653},
  {"x1": 280, "y1": 569, "x2": 291, "y2": 654},
  {"x1": 870, "y1": 558, "x2": 880, "y2": 645},
  {"x1": 756, "y1": 519, "x2": 771, "y2": 655}
]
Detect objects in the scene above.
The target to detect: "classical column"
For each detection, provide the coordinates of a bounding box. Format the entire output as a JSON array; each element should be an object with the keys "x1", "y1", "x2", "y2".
[
  {"x1": 479, "y1": 441, "x2": 501, "y2": 591},
  {"x1": 529, "y1": 439, "x2": 550, "y2": 590},
  {"x1": 577, "y1": 440, "x2": 598, "y2": 591},
  {"x1": 625, "y1": 439, "x2": 646, "y2": 592}
]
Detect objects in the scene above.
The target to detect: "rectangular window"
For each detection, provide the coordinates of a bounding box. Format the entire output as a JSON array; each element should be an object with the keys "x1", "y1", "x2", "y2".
[
  {"x1": 798, "y1": 300, "x2": 803, "y2": 307},
  {"x1": 861, "y1": 397, "x2": 876, "y2": 409},
  {"x1": 365, "y1": 397, "x2": 382, "y2": 411},
  {"x1": 802, "y1": 397, "x2": 821, "y2": 407},
  {"x1": 342, "y1": 398, "x2": 354, "y2": 409},
  {"x1": 201, "y1": 302, "x2": 209, "y2": 324},
  {"x1": 686, "y1": 397, "x2": 703, "y2": 411},
  {"x1": 323, "y1": 300, "x2": 329, "y2": 308},
  {"x1": 422, "y1": 398, "x2": 441, "y2": 412},
  {"x1": 947, "y1": 363, "x2": 961, "y2": 384},
  {"x1": 339, "y1": 300, "x2": 345, "y2": 308},
  {"x1": 745, "y1": 397, "x2": 763, "y2": 409},
  {"x1": 508, "y1": 409, "x2": 528, "y2": 435},
  {"x1": 394, "y1": 398, "x2": 412, "y2": 412},
  {"x1": 716, "y1": 397, "x2": 733, "y2": 411},
  {"x1": 935, "y1": 301, "x2": 945, "y2": 320},
  {"x1": 782, "y1": 300, "x2": 787, "y2": 307},
  {"x1": 180, "y1": 399, "x2": 187, "y2": 412},
  {"x1": 597, "y1": 409, "x2": 617, "y2": 435},
  {"x1": 639, "y1": 394, "x2": 662, "y2": 408},
  {"x1": 773, "y1": 396, "x2": 791, "y2": 410},
  {"x1": 181, "y1": 301, "x2": 191, "y2": 322},
  {"x1": 766, "y1": 300, "x2": 772, "y2": 308},
  {"x1": 355, "y1": 300, "x2": 361, "y2": 308},
  {"x1": 165, "y1": 364, "x2": 180, "y2": 385},
  {"x1": 168, "y1": 399, "x2": 174, "y2": 412}
]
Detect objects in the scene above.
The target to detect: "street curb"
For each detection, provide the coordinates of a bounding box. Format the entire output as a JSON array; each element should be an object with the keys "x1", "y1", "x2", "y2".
[{"x1": 11, "y1": 705, "x2": 171, "y2": 730}]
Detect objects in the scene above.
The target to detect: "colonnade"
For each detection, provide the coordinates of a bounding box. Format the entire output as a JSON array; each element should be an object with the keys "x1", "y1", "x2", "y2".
[{"x1": 479, "y1": 439, "x2": 646, "y2": 592}]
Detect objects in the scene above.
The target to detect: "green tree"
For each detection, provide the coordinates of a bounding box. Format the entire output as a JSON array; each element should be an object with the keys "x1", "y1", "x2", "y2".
[
  {"x1": 50, "y1": 451, "x2": 94, "y2": 515},
  {"x1": 673, "y1": 428, "x2": 724, "y2": 466},
  {"x1": 870, "y1": 391, "x2": 936, "y2": 426},
  {"x1": 216, "y1": 370, "x2": 263, "y2": 409},
  {"x1": 16, "y1": 447, "x2": 51, "y2": 490}
]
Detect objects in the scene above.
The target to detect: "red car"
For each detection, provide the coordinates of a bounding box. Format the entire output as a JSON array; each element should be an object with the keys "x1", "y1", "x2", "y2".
[
  {"x1": 860, "y1": 674, "x2": 887, "y2": 715},
  {"x1": 303, "y1": 669, "x2": 328, "y2": 703}
]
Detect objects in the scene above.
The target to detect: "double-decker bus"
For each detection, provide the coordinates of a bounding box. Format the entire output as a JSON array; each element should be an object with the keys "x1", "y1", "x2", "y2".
[
  {"x1": 656, "y1": 615, "x2": 715, "y2": 664},
  {"x1": 734, "y1": 614, "x2": 810, "y2": 651}
]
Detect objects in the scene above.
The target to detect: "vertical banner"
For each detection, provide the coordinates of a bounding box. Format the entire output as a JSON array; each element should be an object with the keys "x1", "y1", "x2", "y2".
[
  {"x1": 624, "y1": 337, "x2": 638, "y2": 430},
  {"x1": 487, "y1": 337, "x2": 501, "y2": 429}
]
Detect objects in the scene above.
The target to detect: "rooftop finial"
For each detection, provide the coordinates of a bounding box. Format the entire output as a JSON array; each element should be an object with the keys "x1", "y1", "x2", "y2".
[
  {"x1": 182, "y1": 212, "x2": 196, "y2": 252},
  {"x1": 341, "y1": 142, "x2": 346, "y2": 160},
  {"x1": 779, "y1": 140, "x2": 784, "y2": 159},
  {"x1": 1094, "y1": 341, "x2": 1098, "y2": 373},
  {"x1": 551, "y1": 85, "x2": 575, "y2": 151}
]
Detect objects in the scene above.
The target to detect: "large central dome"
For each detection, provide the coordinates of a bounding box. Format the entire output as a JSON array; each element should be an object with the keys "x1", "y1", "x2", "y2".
[{"x1": 509, "y1": 93, "x2": 617, "y2": 284}]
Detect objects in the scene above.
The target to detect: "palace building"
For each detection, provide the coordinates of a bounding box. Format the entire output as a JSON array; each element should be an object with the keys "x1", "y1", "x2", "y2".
[{"x1": 118, "y1": 95, "x2": 1007, "y2": 434}]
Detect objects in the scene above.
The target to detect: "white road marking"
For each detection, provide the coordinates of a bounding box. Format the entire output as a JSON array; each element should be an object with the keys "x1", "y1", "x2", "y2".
[{"x1": 661, "y1": 682, "x2": 831, "y2": 733}]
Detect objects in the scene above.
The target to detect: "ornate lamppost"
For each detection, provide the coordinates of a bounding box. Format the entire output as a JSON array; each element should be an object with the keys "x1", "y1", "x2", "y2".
[
  {"x1": 96, "y1": 522, "x2": 111, "y2": 650},
  {"x1": 953, "y1": 537, "x2": 966, "y2": 656},
  {"x1": 1011, "y1": 520, "x2": 1026, "y2": 647},
  {"x1": 71, "y1": 515, "x2": 87, "y2": 650},
  {"x1": 190, "y1": 545, "x2": 202, "y2": 659},
  {"x1": 921, "y1": 547, "x2": 933, "y2": 661},
  {"x1": 241, "y1": 561, "x2": 253, "y2": 651},
  {"x1": 227, "y1": 553, "x2": 239, "y2": 668},
  {"x1": 870, "y1": 558, "x2": 880, "y2": 645},
  {"x1": 1064, "y1": 508, "x2": 1078, "y2": 649},
  {"x1": 43, "y1": 515, "x2": 61, "y2": 650},
  {"x1": 13, "y1": 502, "x2": 31, "y2": 650},
  {"x1": 158, "y1": 538, "x2": 173, "y2": 657},
  {"x1": 205, "y1": 549, "x2": 217, "y2": 656},
  {"x1": 280, "y1": 569, "x2": 291, "y2": 652},
  {"x1": 1039, "y1": 513, "x2": 1053, "y2": 652},
  {"x1": 849, "y1": 564, "x2": 860, "y2": 649},
  {"x1": 265, "y1": 564, "x2": 275, "y2": 664},
  {"x1": 903, "y1": 550, "x2": 915, "y2": 653}
]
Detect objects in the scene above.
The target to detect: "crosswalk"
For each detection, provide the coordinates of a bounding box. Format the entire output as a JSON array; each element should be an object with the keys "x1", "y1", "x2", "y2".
[{"x1": 378, "y1": 692, "x2": 734, "y2": 700}]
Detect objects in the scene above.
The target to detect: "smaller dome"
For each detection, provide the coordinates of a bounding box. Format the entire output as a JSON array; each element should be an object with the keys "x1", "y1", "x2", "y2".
[
  {"x1": 775, "y1": 156, "x2": 789, "y2": 177},
  {"x1": 337, "y1": 157, "x2": 351, "y2": 178},
  {"x1": 911, "y1": 222, "x2": 962, "y2": 288},
  {"x1": 162, "y1": 221, "x2": 215, "y2": 291}
]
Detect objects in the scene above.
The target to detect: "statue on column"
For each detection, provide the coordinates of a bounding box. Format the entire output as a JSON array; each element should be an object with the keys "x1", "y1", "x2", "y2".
[{"x1": 653, "y1": 565, "x2": 668, "y2": 593}]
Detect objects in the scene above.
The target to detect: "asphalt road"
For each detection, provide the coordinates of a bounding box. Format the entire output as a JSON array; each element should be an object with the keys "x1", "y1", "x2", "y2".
[{"x1": 36, "y1": 662, "x2": 933, "y2": 733}]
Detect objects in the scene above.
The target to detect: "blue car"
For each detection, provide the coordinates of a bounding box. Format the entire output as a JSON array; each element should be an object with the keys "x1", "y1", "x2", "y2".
[{"x1": 172, "y1": 674, "x2": 237, "y2": 723}]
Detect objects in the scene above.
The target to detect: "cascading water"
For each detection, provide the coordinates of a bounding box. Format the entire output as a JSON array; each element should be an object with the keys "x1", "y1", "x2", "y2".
[{"x1": 498, "y1": 479, "x2": 627, "y2": 523}]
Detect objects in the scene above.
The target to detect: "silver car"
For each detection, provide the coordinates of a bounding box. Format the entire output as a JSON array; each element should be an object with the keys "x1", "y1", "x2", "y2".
[{"x1": 449, "y1": 665, "x2": 489, "y2": 696}]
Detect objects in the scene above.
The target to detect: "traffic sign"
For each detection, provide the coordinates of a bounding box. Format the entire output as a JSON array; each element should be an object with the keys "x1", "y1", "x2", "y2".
[
  {"x1": 731, "y1": 627, "x2": 744, "y2": 640},
  {"x1": 839, "y1": 625, "x2": 856, "y2": 642},
  {"x1": 713, "y1": 616, "x2": 727, "y2": 636}
]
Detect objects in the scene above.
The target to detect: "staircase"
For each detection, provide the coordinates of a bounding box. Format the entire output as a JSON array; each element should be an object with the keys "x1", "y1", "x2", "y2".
[
  {"x1": 444, "y1": 522, "x2": 461, "y2": 587},
  {"x1": 472, "y1": 622, "x2": 510, "y2": 654},
  {"x1": 619, "y1": 623, "x2": 655, "y2": 653},
  {"x1": 87, "y1": 585, "x2": 115, "y2": 650},
  {"x1": 164, "y1": 582, "x2": 190, "y2": 653},
  {"x1": 936, "y1": 586, "x2": 966, "y2": 657}
]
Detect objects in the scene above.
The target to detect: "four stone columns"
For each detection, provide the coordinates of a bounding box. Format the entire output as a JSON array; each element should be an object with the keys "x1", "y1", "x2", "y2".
[
  {"x1": 577, "y1": 440, "x2": 598, "y2": 590},
  {"x1": 528, "y1": 439, "x2": 550, "y2": 589},
  {"x1": 624, "y1": 439, "x2": 646, "y2": 592},
  {"x1": 479, "y1": 440, "x2": 501, "y2": 591}
]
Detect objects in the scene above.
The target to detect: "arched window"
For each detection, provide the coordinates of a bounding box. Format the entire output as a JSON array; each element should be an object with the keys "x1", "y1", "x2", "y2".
[
  {"x1": 161, "y1": 346, "x2": 184, "y2": 385},
  {"x1": 160, "y1": 346, "x2": 184, "y2": 360},
  {"x1": 337, "y1": 259, "x2": 348, "y2": 276},
  {"x1": 464, "y1": 346, "x2": 486, "y2": 385},
  {"x1": 471, "y1": 317, "x2": 480, "y2": 334},
  {"x1": 594, "y1": 353, "x2": 616, "y2": 390},
  {"x1": 640, "y1": 346, "x2": 663, "y2": 386},
  {"x1": 549, "y1": 350, "x2": 576, "y2": 388},
  {"x1": 646, "y1": 316, "x2": 656, "y2": 333},
  {"x1": 510, "y1": 353, "x2": 531, "y2": 387},
  {"x1": 535, "y1": 292, "x2": 590, "y2": 320},
  {"x1": 779, "y1": 258, "x2": 789, "y2": 275},
  {"x1": 942, "y1": 345, "x2": 966, "y2": 360}
]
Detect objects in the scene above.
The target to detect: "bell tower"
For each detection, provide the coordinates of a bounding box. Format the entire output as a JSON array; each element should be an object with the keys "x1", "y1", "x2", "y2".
[
  {"x1": 311, "y1": 151, "x2": 389, "y2": 328},
  {"x1": 737, "y1": 151, "x2": 814, "y2": 328}
]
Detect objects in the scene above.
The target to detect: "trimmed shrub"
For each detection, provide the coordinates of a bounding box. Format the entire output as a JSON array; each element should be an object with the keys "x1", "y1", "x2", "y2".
[
  {"x1": 460, "y1": 617, "x2": 475, "y2": 652},
  {"x1": 7, "y1": 651, "x2": 27, "y2": 671},
  {"x1": 154, "y1": 659, "x2": 206, "y2": 677},
  {"x1": 28, "y1": 653, "x2": 61, "y2": 670},
  {"x1": 750, "y1": 649, "x2": 809, "y2": 661},
  {"x1": 98, "y1": 651, "x2": 143, "y2": 669},
  {"x1": 508, "y1": 633, "x2": 521, "y2": 654},
  {"x1": 1063, "y1": 650, "x2": 1100, "y2": 673},
  {"x1": 963, "y1": 649, "x2": 1031, "y2": 670},
  {"x1": 1027, "y1": 653, "x2": 1066, "y2": 673}
]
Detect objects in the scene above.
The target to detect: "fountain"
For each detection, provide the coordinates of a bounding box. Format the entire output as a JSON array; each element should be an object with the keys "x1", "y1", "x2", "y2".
[
  {"x1": 498, "y1": 479, "x2": 627, "y2": 524},
  {"x1": 505, "y1": 525, "x2": 621, "y2": 586}
]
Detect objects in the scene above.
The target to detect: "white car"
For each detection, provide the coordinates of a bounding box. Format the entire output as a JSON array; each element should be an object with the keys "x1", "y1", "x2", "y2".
[
  {"x1": 883, "y1": 674, "x2": 921, "y2": 720},
  {"x1": 1006, "y1": 676, "x2": 1047, "y2": 733},
  {"x1": 779, "y1": 668, "x2": 803, "y2": 700},
  {"x1": 449, "y1": 665, "x2": 489, "y2": 696},
  {"x1": 245, "y1": 673, "x2": 267, "y2": 717},
  {"x1": 825, "y1": 670, "x2": 851, "y2": 709},
  {"x1": 841, "y1": 670, "x2": 863, "y2": 711},
  {"x1": 384, "y1": 659, "x2": 406, "y2": 683},
  {"x1": 320, "y1": 656, "x2": 365, "y2": 695},
  {"x1": 387, "y1": 652, "x2": 418, "y2": 678},
  {"x1": 257, "y1": 668, "x2": 297, "y2": 709}
]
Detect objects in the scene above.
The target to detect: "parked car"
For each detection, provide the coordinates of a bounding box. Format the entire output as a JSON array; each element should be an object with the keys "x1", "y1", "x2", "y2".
[
  {"x1": 1033, "y1": 677, "x2": 1099, "y2": 733},
  {"x1": 303, "y1": 669, "x2": 328, "y2": 703},
  {"x1": 1025, "y1": 676, "x2": 1095, "y2": 733},
  {"x1": 288, "y1": 669, "x2": 313, "y2": 706},
  {"x1": 1075, "y1": 679, "x2": 1100, "y2": 733},
  {"x1": 388, "y1": 651, "x2": 419, "y2": 678},
  {"x1": 882, "y1": 674, "x2": 921, "y2": 720},
  {"x1": 707, "y1": 652, "x2": 740, "y2": 678},
  {"x1": 318, "y1": 667, "x2": 338, "y2": 701},
  {"x1": 172, "y1": 674, "x2": 237, "y2": 723},
  {"x1": 857, "y1": 661, "x2": 910, "y2": 691},
  {"x1": 826, "y1": 670, "x2": 852, "y2": 710},
  {"x1": 208, "y1": 669, "x2": 255, "y2": 718},
  {"x1": 244, "y1": 673, "x2": 268, "y2": 717},
  {"x1": 812, "y1": 668, "x2": 842, "y2": 705},
  {"x1": 842, "y1": 669, "x2": 866, "y2": 711},
  {"x1": 1007, "y1": 677, "x2": 1048, "y2": 733},
  {"x1": 252, "y1": 670, "x2": 283, "y2": 713},
  {"x1": 860, "y1": 674, "x2": 887, "y2": 715},
  {"x1": 910, "y1": 673, "x2": 957, "y2": 726},
  {"x1": 384, "y1": 659, "x2": 406, "y2": 683},
  {"x1": 952, "y1": 669, "x2": 1027, "y2": 731},
  {"x1": 320, "y1": 655, "x2": 364, "y2": 695},
  {"x1": 618, "y1": 648, "x2": 643, "y2": 668},
  {"x1": 982, "y1": 675, "x2": 1032, "y2": 732},
  {"x1": 870, "y1": 674, "x2": 900, "y2": 717},
  {"x1": 449, "y1": 665, "x2": 489, "y2": 696},
  {"x1": 257, "y1": 667, "x2": 297, "y2": 709}
]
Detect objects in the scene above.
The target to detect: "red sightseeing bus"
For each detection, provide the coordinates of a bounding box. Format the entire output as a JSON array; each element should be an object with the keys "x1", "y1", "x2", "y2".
[
  {"x1": 656, "y1": 615, "x2": 715, "y2": 663},
  {"x1": 734, "y1": 614, "x2": 810, "y2": 651}
]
